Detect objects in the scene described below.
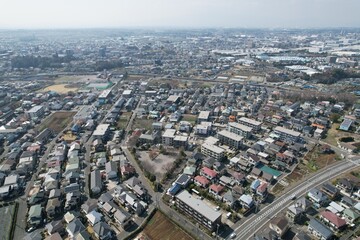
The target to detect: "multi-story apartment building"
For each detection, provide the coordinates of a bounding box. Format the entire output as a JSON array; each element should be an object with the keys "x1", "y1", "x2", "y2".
[
  {"x1": 273, "y1": 126, "x2": 301, "y2": 143},
  {"x1": 201, "y1": 143, "x2": 225, "y2": 161},
  {"x1": 228, "y1": 122, "x2": 252, "y2": 138},
  {"x1": 217, "y1": 130, "x2": 243, "y2": 149},
  {"x1": 162, "y1": 129, "x2": 176, "y2": 146},
  {"x1": 175, "y1": 190, "x2": 222, "y2": 230},
  {"x1": 26, "y1": 105, "x2": 44, "y2": 119},
  {"x1": 238, "y1": 117, "x2": 262, "y2": 131}
]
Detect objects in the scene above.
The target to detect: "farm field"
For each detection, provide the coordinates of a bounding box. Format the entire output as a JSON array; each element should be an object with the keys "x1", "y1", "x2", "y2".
[
  {"x1": 37, "y1": 111, "x2": 76, "y2": 134},
  {"x1": 141, "y1": 211, "x2": 193, "y2": 240}
]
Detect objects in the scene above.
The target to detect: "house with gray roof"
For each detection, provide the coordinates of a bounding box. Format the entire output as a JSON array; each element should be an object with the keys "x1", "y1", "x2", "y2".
[{"x1": 308, "y1": 218, "x2": 333, "y2": 240}]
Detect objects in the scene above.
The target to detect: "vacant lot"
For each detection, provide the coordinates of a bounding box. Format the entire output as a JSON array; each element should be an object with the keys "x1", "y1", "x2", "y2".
[
  {"x1": 37, "y1": 111, "x2": 76, "y2": 134},
  {"x1": 117, "y1": 112, "x2": 132, "y2": 129},
  {"x1": 142, "y1": 211, "x2": 193, "y2": 240},
  {"x1": 40, "y1": 84, "x2": 79, "y2": 94},
  {"x1": 182, "y1": 114, "x2": 197, "y2": 124},
  {"x1": 132, "y1": 118, "x2": 154, "y2": 131},
  {"x1": 138, "y1": 150, "x2": 175, "y2": 180},
  {"x1": 303, "y1": 146, "x2": 340, "y2": 172},
  {"x1": 0, "y1": 203, "x2": 17, "y2": 240}
]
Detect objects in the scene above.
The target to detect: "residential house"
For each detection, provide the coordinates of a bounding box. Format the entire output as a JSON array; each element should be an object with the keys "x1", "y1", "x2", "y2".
[
  {"x1": 90, "y1": 170, "x2": 102, "y2": 195},
  {"x1": 256, "y1": 182, "x2": 268, "y2": 202},
  {"x1": 269, "y1": 216, "x2": 289, "y2": 237},
  {"x1": 308, "y1": 188, "x2": 329, "y2": 208},
  {"x1": 194, "y1": 176, "x2": 210, "y2": 188},
  {"x1": 105, "y1": 161, "x2": 118, "y2": 180},
  {"x1": 93, "y1": 221, "x2": 114, "y2": 240},
  {"x1": 114, "y1": 209, "x2": 132, "y2": 229},
  {"x1": 239, "y1": 194, "x2": 254, "y2": 209},
  {"x1": 81, "y1": 199, "x2": 98, "y2": 215},
  {"x1": 45, "y1": 220, "x2": 64, "y2": 236},
  {"x1": 46, "y1": 198, "x2": 62, "y2": 218},
  {"x1": 209, "y1": 184, "x2": 224, "y2": 200},
  {"x1": 343, "y1": 208, "x2": 359, "y2": 224},
  {"x1": 308, "y1": 219, "x2": 333, "y2": 240},
  {"x1": 336, "y1": 178, "x2": 355, "y2": 193},
  {"x1": 66, "y1": 219, "x2": 85, "y2": 239},
  {"x1": 200, "y1": 167, "x2": 217, "y2": 181},
  {"x1": 286, "y1": 197, "x2": 312, "y2": 223},
  {"x1": 27, "y1": 204, "x2": 43, "y2": 227},
  {"x1": 223, "y1": 190, "x2": 236, "y2": 208},
  {"x1": 86, "y1": 210, "x2": 103, "y2": 226},
  {"x1": 320, "y1": 211, "x2": 347, "y2": 232},
  {"x1": 321, "y1": 183, "x2": 339, "y2": 200},
  {"x1": 124, "y1": 176, "x2": 142, "y2": 190}
]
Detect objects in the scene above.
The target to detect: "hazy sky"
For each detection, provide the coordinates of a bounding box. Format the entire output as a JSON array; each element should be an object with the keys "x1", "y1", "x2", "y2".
[{"x1": 1, "y1": 0, "x2": 359, "y2": 29}]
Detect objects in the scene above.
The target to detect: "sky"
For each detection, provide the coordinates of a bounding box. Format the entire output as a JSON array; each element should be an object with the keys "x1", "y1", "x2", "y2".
[{"x1": 1, "y1": 0, "x2": 359, "y2": 29}]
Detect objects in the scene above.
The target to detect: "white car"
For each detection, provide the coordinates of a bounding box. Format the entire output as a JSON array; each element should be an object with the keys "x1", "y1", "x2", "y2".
[{"x1": 230, "y1": 233, "x2": 236, "y2": 239}]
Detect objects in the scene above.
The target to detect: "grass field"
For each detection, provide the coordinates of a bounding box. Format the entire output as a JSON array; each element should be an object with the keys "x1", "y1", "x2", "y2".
[
  {"x1": 142, "y1": 211, "x2": 193, "y2": 240},
  {"x1": 0, "y1": 204, "x2": 17, "y2": 240},
  {"x1": 40, "y1": 84, "x2": 79, "y2": 94},
  {"x1": 37, "y1": 111, "x2": 76, "y2": 134}
]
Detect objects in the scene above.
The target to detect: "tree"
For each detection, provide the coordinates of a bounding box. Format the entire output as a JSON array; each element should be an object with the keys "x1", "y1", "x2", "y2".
[{"x1": 329, "y1": 113, "x2": 341, "y2": 123}]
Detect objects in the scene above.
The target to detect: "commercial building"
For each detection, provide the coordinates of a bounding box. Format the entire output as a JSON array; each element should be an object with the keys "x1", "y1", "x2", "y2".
[
  {"x1": 201, "y1": 143, "x2": 225, "y2": 161},
  {"x1": 217, "y1": 130, "x2": 243, "y2": 149},
  {"x1": 238, "y1": 117, "x2": 262, "y2": 131},
  {"x1": 228, "y1": 122, "x2": 252, "y2": 138},
  {"x1": 175, "y1": 190, "x2": 221, "y2": 230},
  {"x1": 273, "y1": 126, "x2": 301, "y2": 143},
  {"x1": 26, "y1": 105, "x2": 44, "y2": 119}
]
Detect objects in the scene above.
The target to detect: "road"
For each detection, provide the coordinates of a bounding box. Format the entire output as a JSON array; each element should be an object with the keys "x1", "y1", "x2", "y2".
[{"x1": 232, "y1": 157, "x2": 360, "y2": 240}]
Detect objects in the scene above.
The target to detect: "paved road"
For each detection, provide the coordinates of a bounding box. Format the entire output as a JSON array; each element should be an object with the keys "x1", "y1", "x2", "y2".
[{"x1": 231, "y1": 157, "x2": 360, "y2": 240}]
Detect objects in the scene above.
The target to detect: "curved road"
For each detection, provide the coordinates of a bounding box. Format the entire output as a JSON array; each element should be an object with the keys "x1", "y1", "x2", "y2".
[{"x1": 232, "y1": 157, "x2": 360, "y2": 240}]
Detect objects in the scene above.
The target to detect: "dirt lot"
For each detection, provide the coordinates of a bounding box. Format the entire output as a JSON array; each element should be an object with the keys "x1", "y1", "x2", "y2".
[
  {"x1": 141, "y1": 211, "x2": 193, "y2": 240},
  {"x1": 37, "y1": 111, "x2": 76, "y2": 134},
  {"x1": 40, "y1": 84, "x2": 79, "y2": 94},
  {"x1": 138, "y1": 149, "x2": 176, "y2": 180}
]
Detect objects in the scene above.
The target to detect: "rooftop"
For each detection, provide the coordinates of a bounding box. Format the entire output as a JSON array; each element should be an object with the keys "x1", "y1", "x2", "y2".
[{"x1": 176, "y1": 190, "x2": 221, "y2": 222}]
